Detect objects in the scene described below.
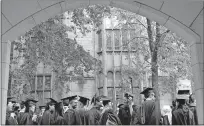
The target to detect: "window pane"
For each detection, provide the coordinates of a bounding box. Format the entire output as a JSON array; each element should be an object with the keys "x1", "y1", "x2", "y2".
[
  {"x1": 108, "y1": 88, "x2": 113, "y2": 98},
  {"x1": 122, "y1": 30, "x2": 128, "y2": 50},
  {"x1": 37, "y1": 76, "x2": 43, "y2": 90},
  {"x1": 115, "y1": 71, "x2": 121, "y2": 87},
  {"x1": 107, "y1": 72, "x2": 113, "y2": 87},
  {"x1": 114, "y1": 30, "x2": 120, "y2": 50},
  {"x1": 37, "y1": 92, "x2": 43, "y2": 105},
  {"x1": 45, "y1": 76, "x2": 51, "y2": 90},
  {"x1": 31, "y1": 77, "x2": 35, "y2": 91},
  {"x1": 106, "y1": 30, "x2": 112, "y2": 50},
  {"x1": 44, "y1": 91, "x2": 51, "y2": 98},
  {"x1": 99, "y1": 88, "x2": 103, "y2": 96},
  {"x1": 99, "y1": 73, "x2": 104, "y2": 88},
  {"x1": 98, "y1": 31, "x2": 102, "y2": 51},
  {"x1": 130, "y1": 30, "x2": 136, "y2": 50}
]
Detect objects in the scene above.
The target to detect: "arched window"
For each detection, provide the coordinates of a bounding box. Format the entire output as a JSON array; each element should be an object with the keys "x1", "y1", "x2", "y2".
[
  {"x1": 115, "y1": 71, "x2": 121, "y2": 87},
  {"x1": 107, "y1": 71, "x2": 113, "y2": 87},
  {"x1": 99, "y1": 72, "x2": 104, "y2": 88},
  {"x1": 106, "y1": 30, "x2": 112, "y2": 50}
]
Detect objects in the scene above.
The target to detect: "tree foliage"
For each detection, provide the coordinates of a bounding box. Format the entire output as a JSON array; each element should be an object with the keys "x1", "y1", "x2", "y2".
[{"x1": 10, "y1": 15, "x2": 96, "y2": 98}]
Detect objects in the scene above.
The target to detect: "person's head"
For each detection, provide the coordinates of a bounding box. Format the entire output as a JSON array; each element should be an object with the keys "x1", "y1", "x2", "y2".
[
  {"x1": 140, "y1": 88, "x2": 155, "y2": 99},
  {"x1": 101, "y1": 96, "x2": 112, "y2": 108},
  {"x1": 24, "y1": 98, "x2": 38, "y2": 113},
  {"x1": 102, "y1": 100, "x2": 112, "y2": 108},
  {"x1": 68, "y1": 95, "x2": 79, "y2": 109},
  {"x1": 45, "y1": 98, "x2": 57, "y2": 112},
  {"x1": 91, "y1": 95, "x2": 103, "y2": 107},
  {"x1": 7, "y1": 97, "x2": 16, "y2": 111},
  {"x1": 189, "y1": 94, "x2": 195, "y2": 103},
  {"x1": 78, "y1": 96, "x2": 89, "y2": 109},
  {"x1": 172, "y1": 100, "x2": 177, "y2": 107},
  {"x1": 176, "y1": 97, "x2": 189, "y2": 112},
  {"x1": 124, "y1": 93, "x2": 134, "y2": 105},
  {"x1": 39, "y1": 106, "x2": 46, "y2": 114}
]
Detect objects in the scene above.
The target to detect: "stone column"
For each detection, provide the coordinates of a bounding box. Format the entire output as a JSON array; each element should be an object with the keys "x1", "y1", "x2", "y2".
[
  {"x1": 190, "y1": 43, "x2": 203, "y2": 124},
  {"x1": 0, "y1": 41, "x2": 11, "y2": 124},
  {"x1": 102, "y1": 18, "x2": 108, "y2": 96}
]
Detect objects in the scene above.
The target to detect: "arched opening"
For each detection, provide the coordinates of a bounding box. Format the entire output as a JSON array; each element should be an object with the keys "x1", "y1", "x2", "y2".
[{"x1": 1, "y1": 0, "x2": 203, "y2": 124}]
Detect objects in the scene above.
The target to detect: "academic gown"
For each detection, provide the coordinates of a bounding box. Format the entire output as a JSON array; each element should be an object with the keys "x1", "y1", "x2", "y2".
[
  {"x1": 40, "y1": 110, "x2": 64, "y2": 125},
  {"x1": 6, "y1": 111, "x2": 18, "y2": 125},
  {"x1": 99, "y1": 108, "x2": 122, "y2": 125},
  {"x1": 17, "y1": 112, "x2": 24, "y2": 124},
  {"x1": 172, "y1": 108, "x2": 195, "y2": 125},
  {"x1": 78, "y1": 108, "x2": 88, "y2": 125},
  {"x1": 86, "y1": 107, "x2": 101, "y2": 125},
  {"x1": 63, "y1": 109, "x2": 82, "y2": 125},
  {"x1": 118, "y1": 105, "x2": 131, "y2": 125},
  {"x1": 140, "y1": 99, "x2": 160, "y2": 125},
  {"x1": 18, "y1": 111, "x2": 38, "y2": 125},
  {"x1": 189, "y1": 104, "x2": 198, "y2": 125}
]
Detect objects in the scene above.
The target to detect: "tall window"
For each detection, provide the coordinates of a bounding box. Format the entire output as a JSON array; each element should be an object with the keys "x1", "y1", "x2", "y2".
[
  {"x1": 130, "y1": 30, "x2": 136, "y2": 50},
  {"x1": 115, "y1": 71, "x2": 121, "y2": 87},
  {"x1": 122, "y1": 29, "x2": 128, "y2": 50},
  {"x1": 98, "y1": 30, "x2": 102, "y2": 51},
  {"x1": 106, "y1": 30, "x2": 112, "y2": 50},
  {"x1": 31, "y1": 75, "x2": 51, "y2": 105},
  {"x1": 107, "y1": 71, "x2": 113, "y2": 87},
  {"x1": 114, "y1": 30, "x2": 120, "y2": 50}
]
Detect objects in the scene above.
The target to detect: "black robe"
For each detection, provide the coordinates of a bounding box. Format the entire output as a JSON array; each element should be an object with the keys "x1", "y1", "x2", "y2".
[
  {"x1": 118, "y1": 105, "x2": 131, "y2": 125},
  {"x1": 99, "y1": 108, "x2": 122, "y2": 125},
  {"x1": 86, "y1": 107, "x2": 101, "y2": 125},
  {"x1": 139, "y1": 99, "x2": 160, "y2": 125},
  {"x1": 17, "y1": 112, "x2": 24, "y2": 124},
  {"x1": 161, "y1": 115, "x2": 170, "y2": 125},
  {"x1": 78, "y1": 108, "x2": 88, "y2": 125},
  {"x1": 63, "y1": 109, "x2": 82, "y2": 125},
  {"x1": 40, "y1": 110, "x2": 64, "y2": 125},
  {"x1": 189, "y1": 105, "x2": 198, "y2": 125},
  {"x1": 6, "y1": 111, "x2": 18, "y2": 125},
  {"x1": 18, "y1": 112, "x2": 38, "y2": 125},
  {"x1": 172, "y1": 108, "x2": 195, "y2": 125}
]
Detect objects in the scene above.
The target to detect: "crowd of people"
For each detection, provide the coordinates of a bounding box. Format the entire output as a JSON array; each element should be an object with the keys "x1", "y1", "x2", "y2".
[{"x1": 6, "y1": 87, "x2": 198, "y2": 125}]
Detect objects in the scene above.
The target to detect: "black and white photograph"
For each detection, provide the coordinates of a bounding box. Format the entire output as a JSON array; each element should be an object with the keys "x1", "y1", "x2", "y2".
[{"x1": 0, "y1": 0, "x2": 203, "y2": 125}]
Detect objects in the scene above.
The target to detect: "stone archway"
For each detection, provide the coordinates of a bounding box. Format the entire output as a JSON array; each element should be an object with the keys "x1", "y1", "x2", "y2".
[{"x1": 1, "y1": 0, "x2": 203, "y2": 124}]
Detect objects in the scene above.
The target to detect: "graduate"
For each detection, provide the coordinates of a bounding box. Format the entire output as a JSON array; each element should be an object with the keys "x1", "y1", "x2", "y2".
[
  {"x1": 36, "y1": 104, "x2": 46, "y2": 125},
  {"x1": 17, "y1": 101, "x2": 26, "y2": 124},
  {"x1": 40, "y1": 98, "x2": 64, "y2": 125},
  {"x1": 139, "y1": 87, "x2": 160, "y2": 125},
  {"x1": 118, "y1": 92, "x2": 134, "y2": 125},
  {"x1": 188, "y1": 94, "x2": 198, "y2": 125},
  {"x1": 172, "y1": 95, "x2": 195, "y2": 125},
  {"x1": 18, "y1": 97, "x2": 38, "y2": 125},
  {"x1": 99, "y1": 96, "x2": 121, "y2": 125},
  {"x1": 86, "y1": 95, "x2": 103, "y2": 125},
  {"x1": 6, "y1": 96, "x2": 18, "y2": 125},
  {"x1": 77, "y1": 96, "x2": 90, "y2": 125},
  {"x1": 61, "y1": 95, "x2": 82, "y2": 125}
]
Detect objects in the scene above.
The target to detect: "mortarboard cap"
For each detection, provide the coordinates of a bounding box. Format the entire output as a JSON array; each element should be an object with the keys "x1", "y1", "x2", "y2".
[
  {"x1": 124, "y1": 92, "x2": 134, "y2": 98},
  {"x1": 118, "y1": 104, "x2": 124, "y2": 108},
  {"x1": 7, "y1": 96, "x2": 16, "y2": 103},
  {"x1": 24, "y1": 97, "x2": 38, "y2": 104},
  {"x1": 39, "y1": 104, "x2": 46, "y2": 109},
  {"x1": 45, "y1": 98, "x2": 58, "y2": 105},
  {"x1": 61, "y1": 95, "x2": 79, "y2": 101},
  {"x1": 100, "y1": 96, "x2": 111, "y2": 102},
  {"x1": 140, "y1": 87, "x2": 153, "y2": 94},
  {"x1": 78, "y1": 96, "x2": 90, "y2": 105}
]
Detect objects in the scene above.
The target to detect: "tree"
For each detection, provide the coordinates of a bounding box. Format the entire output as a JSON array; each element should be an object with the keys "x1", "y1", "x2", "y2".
[{"x1": 10, "y1": 14, "x2": 96, "y2": 99}]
